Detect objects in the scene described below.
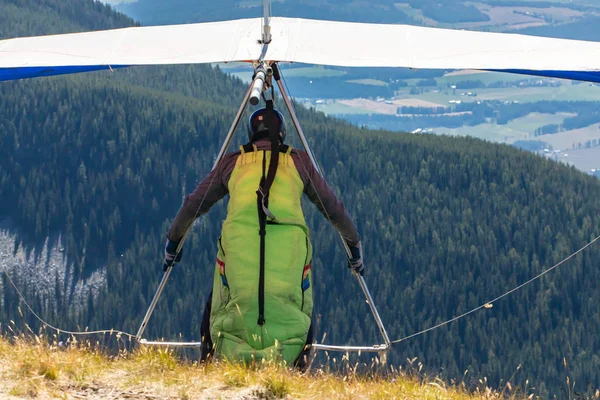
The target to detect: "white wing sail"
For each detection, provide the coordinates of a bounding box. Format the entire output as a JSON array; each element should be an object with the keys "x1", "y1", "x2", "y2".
[
  {"x1": 0, "y1": 18, "x2": 264, "y2": 80},
  {"x1": 1, "y1": 17, "x2": 600, "y2": 82}
]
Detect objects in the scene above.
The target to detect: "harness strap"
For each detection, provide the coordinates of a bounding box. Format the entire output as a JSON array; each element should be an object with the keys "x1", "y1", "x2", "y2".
[
  {"x1": 256, "y1": 100, "x2": 281, "y2": 327},
  {"x1": 241, "y1": 144, "x2": 290, "y2": 155},
  {"x1": 260, "y1": 100, "x2": 280, "y2": 203},
  {"x1": 257, "y1": 150, "x2": 268, "y2": 326},
  {"x1": 241, "y1": 143, "x2": 257, "y2": 154}
]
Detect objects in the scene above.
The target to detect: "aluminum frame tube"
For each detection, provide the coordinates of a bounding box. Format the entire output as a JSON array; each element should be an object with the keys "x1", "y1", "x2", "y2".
[
  {"x1": 213, "y1": 82, "x2": 255, "y2": 169},
  {"x1": 137, "y1": 76, "x2": 257, "y2": 345},
  {"x1": 275, "y1": 79, "x2": 322, "y2": 175},
  {"x1": 138, "y1": 339, "x2": 203, "y2": 348},
  {"x1": 262, "y1": 0, "x2": 272, "y2": 43},
  {"x1": 136, "y1": 268, "x2": 173, "y2": 340},
  {"x1": 312, "y1": 344, "x2": 388, "y2": 353},
  {"x1": 250, "y1": 68, "x2": 266, "y2": 106},
  {"x1": 356, "y1": 273, "x2": 392, "y2": 347},
  {"x1": 276, "y1": 77, "x2": 392, "y2": 351}
]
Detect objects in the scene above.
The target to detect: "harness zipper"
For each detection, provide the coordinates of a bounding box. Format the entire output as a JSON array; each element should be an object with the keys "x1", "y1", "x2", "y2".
[
  {"x1": 257, "y1": 150, "x2": 267, "y2": 326},
  {"x1": 218, "y1": 237, "x2": 226, "y2": 256}
]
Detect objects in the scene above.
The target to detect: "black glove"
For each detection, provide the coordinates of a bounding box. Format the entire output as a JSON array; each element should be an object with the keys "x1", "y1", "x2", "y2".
[
  {"x1": 163, "y1": 239, "x2": 183, "y2": 271},
  {"x1": 347, "y1": 242, "x2": 364, "y2": 276}
]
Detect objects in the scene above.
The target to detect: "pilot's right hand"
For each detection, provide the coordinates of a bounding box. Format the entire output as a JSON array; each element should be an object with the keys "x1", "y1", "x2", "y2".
[
  {"x1": 347, "y1": 241, "x2": 364, "y2": 276},
  {"x1": 163, "y1": 239, "x2": 183, "y2": 271}
]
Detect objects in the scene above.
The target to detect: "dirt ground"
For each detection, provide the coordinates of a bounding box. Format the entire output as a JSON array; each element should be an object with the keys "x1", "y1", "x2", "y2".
[{"x1": 0, "y1": 375, "x2": 266, "y2": 399}]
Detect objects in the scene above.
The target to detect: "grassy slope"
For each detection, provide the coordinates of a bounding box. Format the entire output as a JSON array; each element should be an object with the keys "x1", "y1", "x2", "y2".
[{"x1": 0, "y1": 335, "x2": 518, "y2": 399}]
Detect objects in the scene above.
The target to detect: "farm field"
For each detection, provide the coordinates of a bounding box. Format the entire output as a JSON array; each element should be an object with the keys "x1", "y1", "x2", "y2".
[
  {"x1": 509, "y1": 112, "x2": 575, "y2": 133},
  {"x1": 347, "y1": 79, "x2": 388, "y2": 86},
  {"x1": 433, "y1": 113, "x2": 566, "y2": 143},
  {"x1": 313, "y1": 101, "x2": 374, "y2": 115},
  {"x1": 406, "y1": 83, "x2": 600, "y2": 104},
  {"x1": 556, "y1": 146, "x2": 600, "y2": 172},
  {"x1": 219, "y1": 66, "x2": 600, "y2": 106},
  {"x1": 217, "y1": 65, "x2": 600, "y2": 176},
  {"x1": 279, "y1": 65, "x2": 347, "y2": 78},
  {"x1": 538, "y1": 122, "x2": 600, "y2": 150},
  {"x1": 394, "y1": 1, "x2": 594, "y2": 31},
  {"x1": 315, "y1": 82, "x2": 600, "y2": 116},
  {"x1": 499, "y1": 0, "x2": 600, "y2": 6},
  {"x1": 218, "y1": 64, "x2": 348, "y2": 82},
  {"x1": 430, "y1": 124, "x2": 528, "y2": 142},
  {"x1": 511, "y1": 0, "x2": 598, "y2": 4},
  {"x1": 428, "y1": 118, "x2": 600, "y2": 160},
  {"x1": 337, "y1": 98, "x2": 444, "y2": 114},
  {"x1": 430, "y1": 112, "x2": 569, "y2": 142},
  {"x1": 459, "y1": 3, "x2": 585, "y2": 29},
  {"x1": 436, "y1": 70, "x2": 543, "y2": 86}
]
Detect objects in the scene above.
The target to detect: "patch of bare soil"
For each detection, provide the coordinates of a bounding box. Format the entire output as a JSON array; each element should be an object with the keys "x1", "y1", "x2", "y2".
[{"x1": 0, "y1": 380, "x2": 273, "y2": 400}]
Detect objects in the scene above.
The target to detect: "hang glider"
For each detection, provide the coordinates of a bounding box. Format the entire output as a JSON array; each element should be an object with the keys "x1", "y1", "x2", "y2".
[
  {"x1": 1, "y1": 17, "x2": 600, "y2": 82},
  {"x1": 4, "y1": 4, "x2": 599, "y2": 358}
]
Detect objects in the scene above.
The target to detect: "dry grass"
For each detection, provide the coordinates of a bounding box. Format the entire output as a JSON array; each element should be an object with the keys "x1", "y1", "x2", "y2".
[{"x1": 0, "y1": 333, "x2": 533, "y2": 399}]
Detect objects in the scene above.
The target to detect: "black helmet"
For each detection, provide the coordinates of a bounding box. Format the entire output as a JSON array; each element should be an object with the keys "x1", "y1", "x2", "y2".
[{"x1": 247, "y1": 108, "x2": 287, "y2": 143}]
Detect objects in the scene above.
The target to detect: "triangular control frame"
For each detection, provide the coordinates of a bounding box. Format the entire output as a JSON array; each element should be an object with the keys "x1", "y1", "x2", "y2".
[{"x1": 136, "y1": 62, "x2": 391, "y2": 359}]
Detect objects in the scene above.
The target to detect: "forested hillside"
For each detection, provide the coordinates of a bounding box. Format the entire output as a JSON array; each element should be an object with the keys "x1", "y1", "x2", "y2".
[
  {"x1": 1, "y1": 1, "x2": 600, "y2": 398},
  {"x1": 0, "y1": 0, "x2": 134, "y2": 38}
]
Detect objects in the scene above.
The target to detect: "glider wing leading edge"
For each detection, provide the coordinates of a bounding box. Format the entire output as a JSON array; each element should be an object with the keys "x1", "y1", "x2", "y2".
[
  {"x1": 0, "y1": 18, "x2": 264, "y2": 81},
  {"x1": 1, "y1": 17, "x2": 600, "y2": 82}
]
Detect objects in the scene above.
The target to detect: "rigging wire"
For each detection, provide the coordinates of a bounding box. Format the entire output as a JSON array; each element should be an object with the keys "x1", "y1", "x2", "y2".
[
  {"x1": 392, "y1": 233, "x2": 600, "y2": 344},
  {"x1": 4, "y1": 207, "x2": 599, "y2": 347},
  {"x1": 1, "y1": 267, "x2": 136, "y2": 339},
  {"x1": 279, "y1": 68, "x2": 321, "y2": 175}
]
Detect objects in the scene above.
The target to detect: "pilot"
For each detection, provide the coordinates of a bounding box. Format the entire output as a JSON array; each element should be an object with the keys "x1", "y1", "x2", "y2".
[{"x1": 163, "y1": 105, "x2": 363, "y2": 368}]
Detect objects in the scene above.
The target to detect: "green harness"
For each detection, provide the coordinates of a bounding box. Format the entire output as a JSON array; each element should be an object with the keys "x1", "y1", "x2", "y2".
[{"x1": 210, "y1": 143, "x2": 313, "y2": 365}]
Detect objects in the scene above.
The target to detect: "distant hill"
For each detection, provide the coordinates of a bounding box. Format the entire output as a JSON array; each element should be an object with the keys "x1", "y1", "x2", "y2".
[
  {"x1": 2, "y1": 1, "x2": 600, "y2": 398},
  {"x1": 520, "y1": 15, "x2": 600, "y2": 41},
  {"x1": 117, "y1": 0, "x2": 417, "y2": 25},
  {"x1": 117, "y1": 0, "x2": 600, "y2": 40},
  {"x1": 0, "y1": 0, "x2": 134, "y2": 38}
]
